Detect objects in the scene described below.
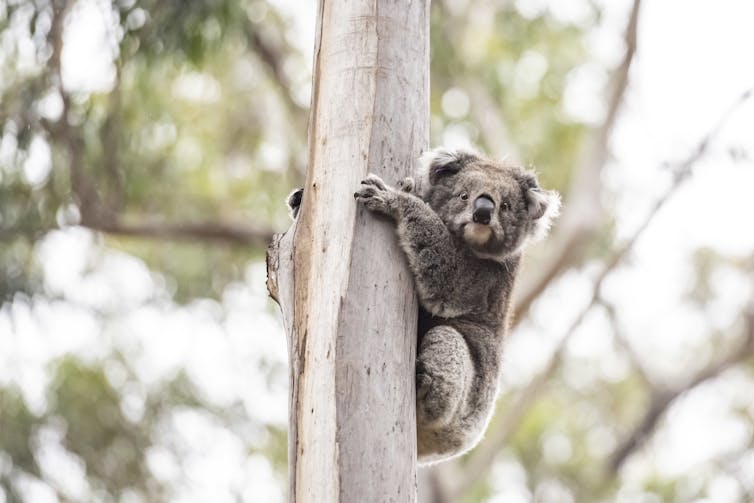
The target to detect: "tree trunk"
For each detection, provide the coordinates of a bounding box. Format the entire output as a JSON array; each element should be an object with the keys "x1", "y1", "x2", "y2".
[{"x1": 267, "y1": 1, "x2": 430, "y2": 501}]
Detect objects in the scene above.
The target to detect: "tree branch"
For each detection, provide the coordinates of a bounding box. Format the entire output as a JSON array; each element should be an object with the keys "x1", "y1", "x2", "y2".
[
  {"x1": 243, "y1": 18, "x2": 308, "y2": 181},
  {"x1": 45, "y1": 0, "x2": 112, "y2": 223},
  {"x1": 244, "y1": 18, "x2": 306, "y2": 116},
  {"x1": 85, "y1": 218, "x2": 276, "y2": 246},
  {"x1": 21, "y1": 3, "x2": 278, "y2": 249},
  {"x1": 512, "y1": 0, "x2": 643, "y2": 325},
  {"x1": 0, "y1": 219, "x2": 277, "y2": 247},
  {"x1": 608, "y1": 301, "x2": 754, "y2": 472}
]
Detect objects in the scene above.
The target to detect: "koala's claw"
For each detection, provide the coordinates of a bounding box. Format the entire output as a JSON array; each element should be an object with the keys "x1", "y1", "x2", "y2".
[
  {"x1": 397, "y1": 177, "x2": 415, "y2": 193},
  {"x1": 354, "y1": 184, "x2": 379, "y2": 199},
  {"x1": 355, "y1": 174, "x2": 393, "y2": 213},
  {"x1": 360, "y1": 173, "x2": 388, "y2": 190}
]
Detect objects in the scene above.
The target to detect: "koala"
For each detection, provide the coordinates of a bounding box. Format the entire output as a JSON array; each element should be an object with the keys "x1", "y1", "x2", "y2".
[{"x1": 288, "y1": 147, "x2": 560, "y2": 464}]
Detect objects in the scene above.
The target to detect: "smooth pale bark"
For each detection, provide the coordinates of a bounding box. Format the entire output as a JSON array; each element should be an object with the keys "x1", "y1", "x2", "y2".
[{"x1": 267, "y1": 1, "x2": 430, "y2": 501}]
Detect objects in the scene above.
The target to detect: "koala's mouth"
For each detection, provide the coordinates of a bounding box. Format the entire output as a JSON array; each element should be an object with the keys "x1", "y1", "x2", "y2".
[{"x1": 463, "y1": 223, "x2": 494, "y2": 247}]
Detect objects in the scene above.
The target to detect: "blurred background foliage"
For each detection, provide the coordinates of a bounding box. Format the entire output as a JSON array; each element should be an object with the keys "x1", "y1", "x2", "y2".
[{"x1": 2, "y1": 0, "x2": 753, "y2": 502}]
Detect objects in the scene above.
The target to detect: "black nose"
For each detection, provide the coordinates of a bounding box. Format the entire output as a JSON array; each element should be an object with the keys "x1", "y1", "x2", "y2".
[{"x1": 472, "y1": 195, "x2": 495, "y2": 225}]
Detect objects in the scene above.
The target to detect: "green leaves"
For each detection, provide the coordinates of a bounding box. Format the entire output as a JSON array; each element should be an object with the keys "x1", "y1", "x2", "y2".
[
  {"x1": 49, "y1": 358, "x2": 152, "y2": 493},
  {"x1": 0, "y1": 387, "x2": 39, "y2": 477}
]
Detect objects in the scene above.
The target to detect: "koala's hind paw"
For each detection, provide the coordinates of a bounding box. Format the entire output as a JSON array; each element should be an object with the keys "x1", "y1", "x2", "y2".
[{"x1": 397, "y1": 176, "x2": 415, "y2": 193}]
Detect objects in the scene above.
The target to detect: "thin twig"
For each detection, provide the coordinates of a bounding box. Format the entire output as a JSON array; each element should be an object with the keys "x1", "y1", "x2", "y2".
[{"x1": 601, "y1": 298, "x2": 653, "y2": 388}]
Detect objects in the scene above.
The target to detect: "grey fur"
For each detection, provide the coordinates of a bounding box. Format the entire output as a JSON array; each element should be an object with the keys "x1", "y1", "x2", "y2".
[{"x1": 354, "y1": 147, "x2": 560, "y2": 464}]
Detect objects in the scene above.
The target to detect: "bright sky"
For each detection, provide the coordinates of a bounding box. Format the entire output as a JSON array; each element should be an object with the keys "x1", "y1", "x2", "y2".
[{"x1": 3, "y1": 0, "x2": 754, "y2": 501}]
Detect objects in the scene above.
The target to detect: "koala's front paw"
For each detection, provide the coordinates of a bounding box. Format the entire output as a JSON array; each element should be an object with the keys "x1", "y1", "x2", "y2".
[
  {"x1": 354, "y1": 173, "x2": 394, "y2": 215},
  {"x1": 397, "y1": 176, "x2": 415, "y2": 193}
]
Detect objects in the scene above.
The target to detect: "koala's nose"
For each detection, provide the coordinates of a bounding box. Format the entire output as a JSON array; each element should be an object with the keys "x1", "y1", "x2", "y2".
[{"x1": 472, "y1": 195, "x2": 495, "y2": 225}]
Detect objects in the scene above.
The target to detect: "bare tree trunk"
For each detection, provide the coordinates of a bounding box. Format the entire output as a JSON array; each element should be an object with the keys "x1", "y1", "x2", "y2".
[{"x1": 267, "y1": 1, "x2": 430, "y2": 501}]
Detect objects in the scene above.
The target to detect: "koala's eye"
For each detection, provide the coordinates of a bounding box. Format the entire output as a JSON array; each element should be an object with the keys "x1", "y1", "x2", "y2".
[
  {"x1": 459, "y1": 192, "x2": 469, "y2": 201},
  {"x1": 501, "y1": 201, "x2": 510, "y2": 211}
]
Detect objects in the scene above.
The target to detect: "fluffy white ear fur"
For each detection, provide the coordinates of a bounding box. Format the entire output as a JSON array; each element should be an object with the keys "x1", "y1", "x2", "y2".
[
  {"x1": 528, "y1": 188, "x2": 561, "y2": 242},
  {"x1": 418, "y1": 147, "x2": 468, "y2": 172},
  {"x1": 417, "y1": 147, "x2": 478, "y2": 195}
]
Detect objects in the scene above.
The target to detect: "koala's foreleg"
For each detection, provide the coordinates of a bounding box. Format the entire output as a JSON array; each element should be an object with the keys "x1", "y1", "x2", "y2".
[{"x1": 355, "y1": 174, "x2": 468, "y2": 318}]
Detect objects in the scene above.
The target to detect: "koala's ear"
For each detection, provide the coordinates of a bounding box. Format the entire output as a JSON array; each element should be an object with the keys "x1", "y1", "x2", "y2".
[
  {"x1": 522, "y1": 176, "x2": 561, "y2": 240},
  {"x1": 525, "y1": 187, "x2": 549, "y2": 219},
  {"x1": 419, "y1": 147, "x2": 477, "y2": 185},
  {"x1": 286, "y1": 188, "x2": 304, "y2": 220}
]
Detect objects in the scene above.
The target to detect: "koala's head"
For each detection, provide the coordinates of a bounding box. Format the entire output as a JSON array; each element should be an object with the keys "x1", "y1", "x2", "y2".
[{"x1": 418, "y1": 147, "x2": 560, "y2": 262}]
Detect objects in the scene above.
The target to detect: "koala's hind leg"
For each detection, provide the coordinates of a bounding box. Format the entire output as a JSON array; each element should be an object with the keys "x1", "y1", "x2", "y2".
[{"x1": 416, "y1": 325, "x2": 472, "y2": 428}]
